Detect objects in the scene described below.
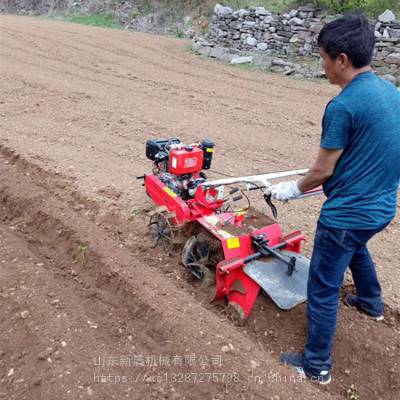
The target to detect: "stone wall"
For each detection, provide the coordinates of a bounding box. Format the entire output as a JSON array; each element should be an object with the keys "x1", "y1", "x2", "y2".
[
  {"x1": 193, "y1": 4, "x2": 400, "y2": 85},
  {"x1": 374, "y1": 11, "x2": 400, "y2": 84}
]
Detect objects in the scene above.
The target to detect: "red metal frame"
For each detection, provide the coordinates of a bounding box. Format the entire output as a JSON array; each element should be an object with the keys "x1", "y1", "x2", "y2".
[
  {"x1": 145, "y1": 173, "x2": 306, "y2": 319},
  {"x1": 145, "y1": 175, "x2": 224, "y2": 224},
  {"x1": 213, "y1": 229, "x2": 305, "y2": 319}
]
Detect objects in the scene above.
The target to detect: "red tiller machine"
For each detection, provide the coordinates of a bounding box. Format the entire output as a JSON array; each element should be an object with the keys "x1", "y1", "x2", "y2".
[{"x1": 138, "y1": 138, "x2": 322, "y2": 322}]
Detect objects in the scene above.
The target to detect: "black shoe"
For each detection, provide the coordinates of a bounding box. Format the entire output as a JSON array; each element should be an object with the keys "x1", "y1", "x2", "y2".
[
  {"x1": 281, "y1": 352, "x2": 332, "y2": 385},
  {"x1": 344, "y1": 294, "x2": 384, "y2": 321}
]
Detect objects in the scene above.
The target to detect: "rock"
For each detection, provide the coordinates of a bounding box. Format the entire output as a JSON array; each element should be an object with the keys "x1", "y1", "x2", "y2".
[
  {"x1": 229, "y1": 21, "x2": 242, "y2": 30},
  {"x1": 219, "y1": 53, "x2": 235, "y2": 63},
  {"x1": 299, "y1": 11, "x2": 311, "y2": 19},
  {"x1": 386, "y1": 53, "x2": 400, "y2": 65},
  {"x1": 387, "y1": 28, "x2": 400, "y2": 38},
  {"x1": 314, "y1": 70, "x2": 326, "y2": 78},
  {"x1": 246, "y1": 37, "x2": 257, "y2": 46},
  {"x1": 272, "y1": 58, "x2": 295, "y2": 68},
  {"x1": 253, "y1": 31, "x2": 262, "y2": 40},
  {"x1": 191, "y1": 41, "x2": 202, "y2": 52},
  {"x1": 382, "y1": 74, "x2": 397, "y2": 84},
  {"x1": 309, "y1": 23, "x2": 323, "y2": 34},
  {"x1": 7, "y1": 368, "x2": 14, "y2": 377},
  {"x1": 238, "y1": 9, "x2": 249, "y2": 18},
  {"x1": 257, "y1": 42, "x2": 268, "y2": 51},
  {"x1": 230, "y1": 56, "x2": 253, "y2": 65},
  {"x1": 289, "y1": 9, "x2": 298, "y2": 18},
  {"x1": 289, "y1": 17, "x2": 303, "y2": 26},
  {"x1": 250, "y1": 359, "x2": 260, "y2": 368},
  {"x1": 378, "y1": 9, "x2": 396, "y2": 24},
  {"x1": 270, "y1": 65, "x2": 285, "y2": 73},
  {"x1": 264, "y1": 16, "x2": 274, "y2": 24},
  {"x1": 375, "y1": 31, "x2": 382, "y2": 39},
  {"x1": 283, "y1": 67, "x2": 296, "y2": 75},
  {"x1": 289, "y1": 34, "x2": 301, "y2": 43},
  {"x1": 197, "y1": 46, "x2": 211, "y2": 57},
  {"x1": 252, "y1": 55, "x2": 264, "y2": 66},
  {"x1": 243, "y1": 21, "x2": 256, "y2": 28},
  {"x1": 375, "y1": 41, "x2": 391, "y2": 47},
  {"x1": 37, "y1": 348, "x2": 53, "y2": 360},
  {"x1": 383, "y1": 29, "x2": 390, "y2": 38},
  {"x1": 303, "y1": 43, "x2": 313, "y2": 53},
  {"x1": 221, "y1": 345, "x2": 231, "y2": 353},
  {"x1": 295, "y1": 30, "x2": 310, "y2": 40},
  {"x1": 20, "y1": 310, "x2": 29, "y2": 319},
  {"x1": 209, "y1": 46, "x2": 225, "y2": 58},
  {"x1": 214, "y1": 4, "x2": 232, "y2": 17},
  {"x1": 254, "y1": 7, "x2": 269, "y2": 16},
  {"x1": 216, "y1": 28, "x2": 228, "y2": 38}
]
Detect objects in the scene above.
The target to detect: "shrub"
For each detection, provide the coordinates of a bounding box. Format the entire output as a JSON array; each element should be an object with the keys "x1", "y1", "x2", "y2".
[{"x1": 308, "y1": 0, "x2": 399, "y2": 15}]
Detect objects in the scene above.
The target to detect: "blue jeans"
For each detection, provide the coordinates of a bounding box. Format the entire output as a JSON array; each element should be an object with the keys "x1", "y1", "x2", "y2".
[{"x1": 303, "y1": 220, "x2": 388, "y2": 375}]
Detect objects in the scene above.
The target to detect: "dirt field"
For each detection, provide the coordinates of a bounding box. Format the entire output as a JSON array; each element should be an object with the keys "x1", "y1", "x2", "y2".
[{"x1": 0, "y1": 15, "x2": 399, "y2": 400}]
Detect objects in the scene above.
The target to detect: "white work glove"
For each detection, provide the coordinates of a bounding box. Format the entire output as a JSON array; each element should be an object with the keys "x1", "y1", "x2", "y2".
[{"x1": 269, "y1": 180, "x2": 302, "y2": 201}]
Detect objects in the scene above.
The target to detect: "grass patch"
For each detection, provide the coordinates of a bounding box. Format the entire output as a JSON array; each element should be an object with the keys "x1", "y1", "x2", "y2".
[
  {"x1": 68, "y1": 13, "x2": 120, "y2": 29},
  {"x1": 219, "y1": 1, "x2": 296, "y2": 13},
  {"x1": 233, "y1": 62, "x2": 257, "y2": 70},
  {"x1": 72, "y1": 244, "x2": 88, "y2": 265},
  {"x1": 312, "y1": 0, "x2": 400, "y2": 16},
  {"x1": 197, "y1": 0, "x2": 297, "y2": 15},
  {"x1": 196, "y1": 0, "x2": 399, "y2": 16}
]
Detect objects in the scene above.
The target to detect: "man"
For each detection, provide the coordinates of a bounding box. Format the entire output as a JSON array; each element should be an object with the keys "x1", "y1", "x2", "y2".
[{"x1": 269, "y1": 12, "x2": 400, "y2": 385}]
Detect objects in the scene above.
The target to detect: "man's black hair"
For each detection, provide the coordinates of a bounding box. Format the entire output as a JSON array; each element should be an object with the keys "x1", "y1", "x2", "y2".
[{"x1": 318, "y1": 12, "x2": 375, "y2": 68}]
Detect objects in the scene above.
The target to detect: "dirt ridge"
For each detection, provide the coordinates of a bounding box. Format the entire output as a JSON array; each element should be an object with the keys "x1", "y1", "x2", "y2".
[{"x1": 0, "y1": 145, "x2": 340, "y2": 399}]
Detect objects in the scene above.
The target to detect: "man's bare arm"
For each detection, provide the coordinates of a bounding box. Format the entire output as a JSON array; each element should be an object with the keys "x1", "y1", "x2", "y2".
[{"x1": 298, "y1": 148, "x2": 344, "y2": 193}]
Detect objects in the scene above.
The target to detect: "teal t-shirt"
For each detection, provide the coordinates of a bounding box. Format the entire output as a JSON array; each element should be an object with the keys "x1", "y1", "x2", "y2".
[{"x1": 319, "y1": 71, "x2": 400, "y2": 229}]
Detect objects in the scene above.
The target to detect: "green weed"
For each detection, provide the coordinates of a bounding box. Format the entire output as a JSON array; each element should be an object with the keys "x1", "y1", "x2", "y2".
[
  {"x1": 311, "y1": 0, "x2": 399, "y2": 15},
  {"x1": 347, "y1": 384, "x2": 360, "y2": 400},
  {"x1": 72, "y1": 244, "x2": 88, "y2": 264},
  {"x1": 68, "y1": 13, "x2": 120, "y2": 29}
]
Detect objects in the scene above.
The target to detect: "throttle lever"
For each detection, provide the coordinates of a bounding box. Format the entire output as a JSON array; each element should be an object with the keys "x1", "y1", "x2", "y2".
[{"x1": 263, "y1": 193, "x2": 278, "y2": 219}]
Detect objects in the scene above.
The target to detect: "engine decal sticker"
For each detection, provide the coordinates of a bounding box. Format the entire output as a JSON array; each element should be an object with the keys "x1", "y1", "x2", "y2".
[
  {"x1": 163, "y1": 187, "x2": 177, "y2": 198},
  {"x1": 226, "y1": 237, "x2": 240, "y2": 249}
]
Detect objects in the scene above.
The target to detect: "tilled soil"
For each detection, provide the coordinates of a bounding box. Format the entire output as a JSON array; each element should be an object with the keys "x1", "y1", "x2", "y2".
[{"x1": 0, "y1": 15, "x2": 399, "y2": 400}]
